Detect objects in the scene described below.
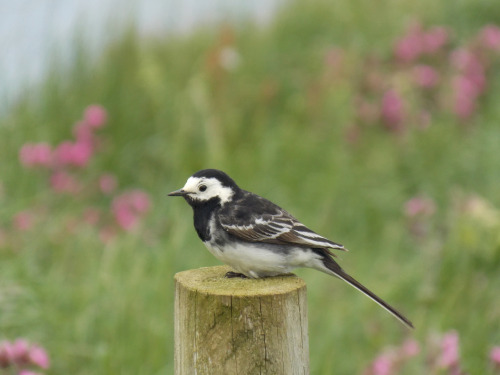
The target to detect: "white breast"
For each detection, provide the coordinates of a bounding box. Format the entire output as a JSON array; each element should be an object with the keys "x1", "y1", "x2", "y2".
[{"x1": 202, "y1": 213, "x2": 322, "y2": 278}]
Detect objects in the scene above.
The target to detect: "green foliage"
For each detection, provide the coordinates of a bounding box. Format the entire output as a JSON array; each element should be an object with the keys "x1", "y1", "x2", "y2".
[{"x1": 1, "y1": 0, "x2": 500, "y2": 373}]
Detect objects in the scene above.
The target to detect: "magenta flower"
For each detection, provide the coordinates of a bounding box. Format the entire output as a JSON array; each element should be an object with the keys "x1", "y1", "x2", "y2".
[
  {"x1": 11, "y1": 339, "x2": 30, "y2": 364},
  {"x1": 371, "y1": 353, "x2": 394, "y2": 375},
  {"x1": 50, "y1": 171, "x2": 81, "y2": 194},
  {"x1": 111, "y1": 190, "x2": 151, "y2": 231},
  {"x1": 413, "y1": 65, "x2": 440, "y2": 88},
  {"x1": 422, "y1": 26, "x2": 449, "y2": 54},
  {"x1": 491, "y1": 346, "x2": 500, "y2": 367},
  {"x1": 479, "y1": 24, "x2": 500, "y2": 51},
  {"x1": 19, "y1": 143, "x2": 53, "y2": 168},
  {"x1": 99, "y1": 174, "x2": 117, "y2": 195},
  {"x1": 0, "y1": 341, "x2": 15, "y2": 367},
  {"x1": 438, "y1": 331, "x2": 460, "y2": 369},
  {"x1": 28, "y1": 345, "x2": 49, "y2": 369},
  {"x1": 84, "y1": 105, "x2": 108, "y2": 129},
  {"x1": 13, "y1": 211, "x2": 34, "y2": 231},
  {"x1": 404, "y1": 196, "x2": 436, "y2": 218},
  {"x1": 401, "y1": 338, "x2": 420, "y2": 358},
  {"x1": 18, "y1": 370, "x2": 42, "y2": 375},
  {"x1": 452, "y1": 75, "x2": 479, "y2": 119},
  {"x1": 53, "y1": 141, "x2": 92, "y2": 168},
  {"x1": 73, "y1": 121, "x2": 94, "y2": 145},
  {"x1": 394, "y1": 30, "x2": 423, "y2": 62},
  {"x1": 381, "y1": 89, "x2": 405, "y2": 131}
]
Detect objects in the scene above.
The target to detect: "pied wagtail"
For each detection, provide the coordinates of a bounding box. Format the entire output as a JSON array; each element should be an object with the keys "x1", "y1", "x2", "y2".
[{"x1": 169, "y1": 169, "x2": 413, "y2": 329}]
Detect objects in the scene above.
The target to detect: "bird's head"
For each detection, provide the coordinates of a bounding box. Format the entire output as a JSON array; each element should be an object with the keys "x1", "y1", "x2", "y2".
[{"x1": 168, "y1": 169, "x2": 239, "y2": 206}]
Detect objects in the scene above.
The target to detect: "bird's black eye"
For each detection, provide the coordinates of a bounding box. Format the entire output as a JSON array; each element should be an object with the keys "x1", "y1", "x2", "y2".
[{"x1": 198, "y1": 184, "x2": 207, "y2": 192}]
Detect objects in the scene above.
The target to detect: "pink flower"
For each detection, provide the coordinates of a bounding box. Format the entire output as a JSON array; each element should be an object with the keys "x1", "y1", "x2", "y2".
[
  {"x1": 111, "y1": 190, "x2": 151, "y2": 231},
  {"x1": 73, "y1": 121, "x2": 94, "y2": 145},
  {"x1": 54, "y1": 141, "x2": 92, "y2": 168},
  {"x1": 19, "y1": 143, "x2": 53, "y2": 168},
  {"x1": 28, "y1": 345, "x2": 49, "y2": 369},
  {"x1": 13, "y1": 211, "x2": 34, "y2": 231},
  {"x1": 381, "y1": 89, "x2": 405, "y2": 131},
  {"x1": 127, "y1": 190, "x2": 151, "y2": 213},
  {"x1": 19, "y1": 370, "x2": 42, "y2": 375},
  {"x1": 371, "y1": 353, "x2": 393, "y2": 375},
  {"x1": 113, "y1": 205, "x2": 138, "y2": 231},
  {"x1": 404, "y1": 196, "x2": 436, "y2": 218},
  {"x1": 439, "y1": 331, "x2": 460, "y2": 369},
  {"x1": 0, "y1": 341, "x2": 15, "y2": 367},
  {"x1": 422, "y1": 26, "x2": 449, "y2": 54},
  {"x1": 99, "y1": 174, "x2": 117, "y2": 194},
  {"x1": 84, "y1": 105, "x2": 108, "y2": 129},
  {"x1": 491, "y1": 346, "x2": 500, "y2": 367},
  {"x1": 413, "y1": 65, "x2": 440, "y2": 88},
  {"x1": 11, "y1": 339, "x2": 30, "y2": 364},
  {"x1": 50, "y1": 171, "x2": 81, "y2": 194},
  {"x1": 401, "y1": 338, "x2": 420, "y2": 358},
  {"x1": 394, "y1": 29, "x2": 423, "y2": 62},
  {"x1": 452, "y1": 75, "x2": 479, "y2": 119},
  {"x1": 479, "y1": 24, "x2": 500, "y2": 51},
  {"x1": 394, "y1": 24, "x2": 449, "y2": 62}
]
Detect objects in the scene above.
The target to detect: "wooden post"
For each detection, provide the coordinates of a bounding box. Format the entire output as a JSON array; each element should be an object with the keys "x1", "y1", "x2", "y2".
[{"x1": 174, "y1": 265, "x2": 309, "y2": 375}]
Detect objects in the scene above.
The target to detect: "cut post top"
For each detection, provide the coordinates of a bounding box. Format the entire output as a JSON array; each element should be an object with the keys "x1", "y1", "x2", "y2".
[{"x1": 174, "y1": 265, "x2": 306, "y2": 296}]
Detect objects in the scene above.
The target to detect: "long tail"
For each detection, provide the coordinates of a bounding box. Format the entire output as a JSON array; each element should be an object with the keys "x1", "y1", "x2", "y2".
[{"x1": 315, "y1": 252, "x2": 414, "y2": 329}]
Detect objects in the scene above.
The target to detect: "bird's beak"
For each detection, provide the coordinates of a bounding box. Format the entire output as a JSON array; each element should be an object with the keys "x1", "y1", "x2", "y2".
[{"x1": 168, "y1": 188, "x2": 189, "y2": 197}]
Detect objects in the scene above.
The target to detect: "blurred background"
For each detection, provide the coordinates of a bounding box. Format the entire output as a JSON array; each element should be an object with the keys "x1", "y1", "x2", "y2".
[{"x1": 1, "y1": 0, "x2": 500, "y2": 374}]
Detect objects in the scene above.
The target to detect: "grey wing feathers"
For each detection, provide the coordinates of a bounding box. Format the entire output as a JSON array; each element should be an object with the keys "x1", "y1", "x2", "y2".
[{"x1": 219, "y1": 193, "x2": 345, "y2": 250}]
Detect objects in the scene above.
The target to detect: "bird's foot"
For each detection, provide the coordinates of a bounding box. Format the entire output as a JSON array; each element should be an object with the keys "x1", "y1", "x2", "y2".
[{"x1": 225, "y1": 271, "x2": 248, "y2": 279}]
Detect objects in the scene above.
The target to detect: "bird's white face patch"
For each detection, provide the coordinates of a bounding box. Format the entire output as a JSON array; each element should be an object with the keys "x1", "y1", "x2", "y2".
[{"x1": 180, "y1": 176, "x2": 234, "y2": 204}]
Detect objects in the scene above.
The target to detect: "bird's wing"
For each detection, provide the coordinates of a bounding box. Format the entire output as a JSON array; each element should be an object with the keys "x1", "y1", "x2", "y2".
[{"x1": 219, "y1": 193, "x2": 345, "y2": 250}]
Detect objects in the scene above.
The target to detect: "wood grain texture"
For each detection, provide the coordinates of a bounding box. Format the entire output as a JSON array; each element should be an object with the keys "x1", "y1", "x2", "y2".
[{"x1": 174, "y1": 265, "x2": 309, "y2": 375}]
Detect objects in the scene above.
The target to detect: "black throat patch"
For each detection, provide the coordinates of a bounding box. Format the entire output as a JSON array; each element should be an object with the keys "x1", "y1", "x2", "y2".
[{"x1": 189, "y1": 197, "x2": 221, "y2": 242}]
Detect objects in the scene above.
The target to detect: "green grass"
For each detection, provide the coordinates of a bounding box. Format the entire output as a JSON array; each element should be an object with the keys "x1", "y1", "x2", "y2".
[{"x1": 1, "y1": 0, "x2": 500, "y2": 373}]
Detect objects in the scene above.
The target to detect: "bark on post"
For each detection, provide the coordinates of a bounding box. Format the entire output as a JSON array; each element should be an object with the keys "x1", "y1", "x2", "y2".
[{"x1": 174, "y1": 265, "x2": 309, "y2": 375}]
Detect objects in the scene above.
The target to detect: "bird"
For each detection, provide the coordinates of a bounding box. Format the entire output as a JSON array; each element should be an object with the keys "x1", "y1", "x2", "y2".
[{"x1": 168, "y1": 168, "x2": 413, "y2": 329}]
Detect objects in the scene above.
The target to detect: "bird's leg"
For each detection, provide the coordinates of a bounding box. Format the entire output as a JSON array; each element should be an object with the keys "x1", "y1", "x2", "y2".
[{"x1": 225, "y1": 271, "x2": 248, "y2": 279}]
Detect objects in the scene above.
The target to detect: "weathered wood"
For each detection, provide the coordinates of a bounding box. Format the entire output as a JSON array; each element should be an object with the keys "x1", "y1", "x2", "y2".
[{"x1": 174, "y1": 265, "x2": 309, "y2": 375}]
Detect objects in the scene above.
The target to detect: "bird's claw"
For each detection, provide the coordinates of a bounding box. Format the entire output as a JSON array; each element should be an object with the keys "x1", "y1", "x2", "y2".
[{"x1": 225, "y1": 271, "x2": 248, "y2": 279}]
